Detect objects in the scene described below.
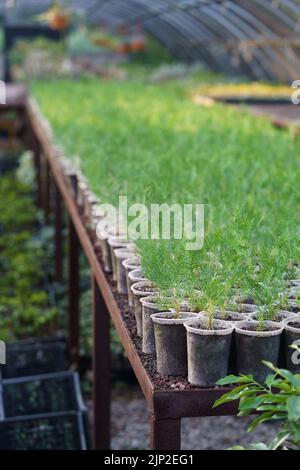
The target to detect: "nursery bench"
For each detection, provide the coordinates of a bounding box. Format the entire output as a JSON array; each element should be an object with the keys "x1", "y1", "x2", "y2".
[{"x1": 22, "y1": 98, "x2": 237, "y2": 451}]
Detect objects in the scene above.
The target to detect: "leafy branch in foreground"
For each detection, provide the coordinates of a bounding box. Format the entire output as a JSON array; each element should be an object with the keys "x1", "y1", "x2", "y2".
[{"x1": 213, "y1": 349, "x2": 300, "y2": 450}]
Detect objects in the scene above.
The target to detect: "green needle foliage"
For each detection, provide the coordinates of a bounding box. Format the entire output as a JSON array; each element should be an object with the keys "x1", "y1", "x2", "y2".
[
  {"x1": 0, "y1": 171, "x2": 60, "y2": 341},
  {"x1": 32, "y1": 75, "x2": 300, "y2": 321}
]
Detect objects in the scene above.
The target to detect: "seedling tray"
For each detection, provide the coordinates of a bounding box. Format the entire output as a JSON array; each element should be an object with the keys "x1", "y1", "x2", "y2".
[
  {"x1": 0, "y1": 411, "x2": 87, "y2": 450},
  {"x1": 1, "y1": 337, "x2": 68, "y2": 378},
  {"x1": 1, "y1": 371, "x2": 86, "y2": 418}
]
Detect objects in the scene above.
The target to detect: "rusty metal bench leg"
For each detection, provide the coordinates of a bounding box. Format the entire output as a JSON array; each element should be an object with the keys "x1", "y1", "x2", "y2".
[
  {"x1": 54, "y1": 182, "x2": 63, "y2": 282},
  {"x1": 68, "y1": 216, "x2": 80, "y2": 369},
  {"x1": 150, "y1": 416, "x2": 181, "y2": 450},
  {"x1": 92, "y1": 276, "x2": 111, "y2": 450}
]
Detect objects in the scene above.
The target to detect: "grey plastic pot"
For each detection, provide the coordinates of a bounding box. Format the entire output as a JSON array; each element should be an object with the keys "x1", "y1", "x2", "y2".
[
  {"x1": 99, "y1": 237, "x2": 113, "y2": 273},
  {"x1": 170, "y1": 300, "x2": 192, "y2": 313},
  {"x1": 287, "y1": 299, "x2": 300, "y2": 313},
  {"x1": 185, "y1": 318, "x2": 234, "y2": 387},
  {"x1": 131, "y1": 282, "x2": 158, "y2": 337},
  {"x1": 235, "y1": 321, "x2": 284, "y2": 383},
  {"x1": 108, "y1": 236, "x2": 130, "y2": 281},
  {"x1": 84, "y1": 191, "x2": 98, "y2": 224},
  {"x1": 289, "y1": 286, "x2": 300, "y2": 299},
  {"x1": 77, "y1": 178, "x2": 88, "y2": 207},
  {"x1": 126, "y1": 242, "x2": 139, "y2": 255},
  {"x1": 114, "y1": 249, "x2": 134, "y2": 295},
  {"x1": 151, "y1": 312, "x2": 200, "y2": 376},
  {"x1": 140, "y1": 297, "x2": 171, "y2": 355},
  {"x1": 249, "y1": 310, "x2": 294, "y2": 323},
  {"x1": 231, "y1": 303, "x2": 257, "y2": 314},
  {"x1": 283, "y1": 316, "x2": 300, "y2": 373},
  {"x1": 290, "y1": 279, "x2": 300, "y2": 287},
  {"x1": 63, "y1": 166, "x2": 78, "y2": 200},
  {"x1": 122, "y1": 257, "x2": 142, "y2": 306},
  {"x1": 95, "y1": 223, "x2": 126, "y2": 273},
  {"x1": 128, "y1": 269, "x2": 147, "y2": 309}
]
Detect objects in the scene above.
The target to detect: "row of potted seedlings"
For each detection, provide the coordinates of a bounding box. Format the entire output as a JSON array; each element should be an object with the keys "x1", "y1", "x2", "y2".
[{"x1": 58, "y1": 155, "x2": 300, "y2": 388}]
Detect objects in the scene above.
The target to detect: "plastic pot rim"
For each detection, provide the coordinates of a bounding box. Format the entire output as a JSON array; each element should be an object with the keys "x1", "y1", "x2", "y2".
[
  {"x1": 114, "y1": 248, "x2": 133, "y2": 259},
  {"x1": 151, "y1": 311, "x2": 200, "y2": 325},
  {"x1": 234, "y1": 320, "x2": 284, "y2": 337},
  {"x1": 283, "y1": 315, "x2": 300, "y2": 332},
  {"x1": 128, "y1": 269, "x2": 146, "y2": 283},
  {"x1": 131, "y1": 281, "x2": 158, "y2": 297},
  {"x1": 184, "y1": 318, "x2": 234, "y2": 336},
  {"x1": 122, "y1": 257, "x2": 141, "y2": 270}
]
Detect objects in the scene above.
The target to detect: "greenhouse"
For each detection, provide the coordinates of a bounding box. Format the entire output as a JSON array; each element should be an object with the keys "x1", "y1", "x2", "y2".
[{"x1": 0, "y1": 0, "x2": 300, "y2": 454}]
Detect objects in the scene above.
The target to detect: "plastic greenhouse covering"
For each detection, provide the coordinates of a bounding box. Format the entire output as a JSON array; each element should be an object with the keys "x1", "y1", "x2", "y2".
[{"x1": 1, "y1": 0, "x2": 300, "y2": 81}]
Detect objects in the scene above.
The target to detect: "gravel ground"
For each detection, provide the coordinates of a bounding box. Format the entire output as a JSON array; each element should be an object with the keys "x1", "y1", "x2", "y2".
[{"x1": 100, "y1": 386, "x2": 280, "y2": 450}]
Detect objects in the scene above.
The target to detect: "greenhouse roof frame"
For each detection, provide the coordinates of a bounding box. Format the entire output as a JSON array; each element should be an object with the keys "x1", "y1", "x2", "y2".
[{"x1": 2, "y1": 0, "x2": 300, "y2": 81}]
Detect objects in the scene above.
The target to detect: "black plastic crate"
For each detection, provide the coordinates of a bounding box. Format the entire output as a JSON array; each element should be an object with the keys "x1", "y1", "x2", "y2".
[
  {"x1": 1, "y1": 337, "x2": 68, "y2": 378},
  {"x1": 0, "y1": 411, "x2": 88, "y2": 450},
  {"x1": 0, "y1": 155, "x2": 19, "y2": 174},
  {"x1": 1, "y1": 371, "x2": 86, "y2": 418}
]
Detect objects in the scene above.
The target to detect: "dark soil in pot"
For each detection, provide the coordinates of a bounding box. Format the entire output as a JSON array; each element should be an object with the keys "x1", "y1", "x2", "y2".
[
  {"x1": 131, "y1": 282, "x2": 158, "y2": 338},
  {"x1": 233, "y1": 296, "x2": 255, "y2": 305},
  {"x1": 287, "y1": 300, "x2": 300, "y2": 313},
  {"x1": 283, "y1": 316, "x2": 300, "y2": 373},
  {"x1": 212, "y1": 310, "x2": 249, "y2": 322},
  {"x1": 122, "y1": 257, "x2": 141, "y2": 272},
  {"x1": 235, "y1": 321, "x2": 283, "y2": 383},
  {"x1": 185, "y1": 318, "x2": 234, "y2": 387},
  {"x1": 170, "y1": 300, "x2": 193, "y2": 313},
  {"x1": 289, "y1": 286, "x2": 300, "y2": 299},
  {"x1": 249, "y1": 310, "x2": 294, "y2": 323},
  {"x1": 140, "y1": 297, "x2": 171, "y2": 355},
  {"x1": 231, "y1": 303, "x2": 258, "y2": 314},
  {"x1": 115, "y1": 249, "x2": 133, "y2": 295},
  {"x1": 151, "y1": 312, "x2": 200, "y2": 376}
]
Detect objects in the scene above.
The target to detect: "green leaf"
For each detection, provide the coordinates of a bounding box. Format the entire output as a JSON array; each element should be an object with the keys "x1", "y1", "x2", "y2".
[
  {"x1": 262, "y1": 364, "x2": 300, "y2": 388},
  {"x1": 248, "y1": 443, "x2": 270, "y2": 451},
  {"x1": 287, "y1": 396, "x2": 300, "y2": 421},
  {"x1": 271, "y1": 382, "x2": 292, "y2": 392},
  {"x1": 213, "y1": 385, "x2": 250, "y2": 408},
  {"x1": 270, "y1": 432, "x2": 291, "y2": 450},
  {"x1": 239, "y1": 396, "x2": 267, "y2": 410},
  {"x1": 228, "y1": 446, "x2": 246, "y2": 451},
  {"x1": 257, "y1": 393, "x2": 290, "y2": 403},
  {"x1": 237, "y1": 409, "x2": 252, "y2": 417},
  {"x1": 247, "y1": 411, "x2": 274, "y2": 432},
  {"x1": 294, "y1": 423, "x2": 300, "y2": 441},
  {"x1": 257, "y1": 404, "x2": 286, "y2": 412},
  {"x1": 265, "y1": 374, "x2": 276, "y2": 388},
  {"x1": 216, "y1": 375, "x2": 253, "y2": 386}
]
